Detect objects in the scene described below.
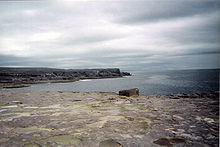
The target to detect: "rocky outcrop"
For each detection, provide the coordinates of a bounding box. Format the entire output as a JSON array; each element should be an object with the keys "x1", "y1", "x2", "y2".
[
  {"x1": 0, "y1": 67, "x2": 131, "y2": 86},
  {"x1": 119, "y1": 88, "x2": 139, "y2": 97},
  {"x1": 121, "y1": 72, "x2": 131, "y2": 76},
  {"x1": 0, "y1": 91, "x2": 218, "y2": 146}
]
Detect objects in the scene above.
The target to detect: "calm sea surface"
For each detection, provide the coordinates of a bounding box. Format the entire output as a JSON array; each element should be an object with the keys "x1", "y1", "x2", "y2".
[{"x1": 1, "y1": 69, "x2": 219, "y2": 96}]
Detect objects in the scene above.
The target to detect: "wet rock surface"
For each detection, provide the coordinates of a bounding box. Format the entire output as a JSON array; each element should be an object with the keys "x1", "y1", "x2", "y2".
[{"x1": 0, "y1": 91, "x2": 219, "y2": 147}]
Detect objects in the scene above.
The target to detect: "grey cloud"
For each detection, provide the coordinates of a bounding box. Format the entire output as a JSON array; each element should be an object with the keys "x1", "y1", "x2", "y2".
[
  {"x1": 0, "y1": 55, "x2": 27, "y2": 66},
  {"x1": 0, "y1": 55, "x2": 61, "y2": 68},
  {"x1": 169, "y1": 48, "x2": 220, "y2": 57},
  {"x1": 0, "y1": 1, "x2": 219, "y2": 71},
  {"x1": 162, "y1": 11, "x2": 220, "y2": 45},
  {"x1": 186, "y1": 50, "x2": 220, "y2": 56},
  {"x1": 113, "y1": 1, "x2": 220, "y2": 24},
  {"x1": 60, "y1": 35, "x2": 123, "y2": 46},
  {"x1": 135, "y1": 54, "x2": 220, "y2": 71}
]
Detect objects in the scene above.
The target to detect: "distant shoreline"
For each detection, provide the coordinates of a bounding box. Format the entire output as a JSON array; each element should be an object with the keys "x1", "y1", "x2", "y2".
[
  {"x1": 0, "y1": 76, "x2": 130, "y2": 89},
  {"x1": 0, "y1": 67, "x2": 131, "y2": 89}
]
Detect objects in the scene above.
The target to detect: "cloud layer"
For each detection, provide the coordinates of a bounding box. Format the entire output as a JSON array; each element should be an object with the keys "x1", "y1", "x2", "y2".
[{"x1": 0, "y1": 1, "x2": 219, "y2": 71}]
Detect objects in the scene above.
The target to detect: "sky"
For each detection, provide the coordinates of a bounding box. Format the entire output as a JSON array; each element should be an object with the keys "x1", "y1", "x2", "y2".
[{"x1": 0, "y1": 0, "x2": 219, "y2": 71}]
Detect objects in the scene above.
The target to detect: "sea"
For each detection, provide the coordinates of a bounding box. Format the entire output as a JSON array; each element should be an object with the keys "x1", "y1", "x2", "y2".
[{"x1": 1, "y1": 69, "x2": 219, "y2": 96}]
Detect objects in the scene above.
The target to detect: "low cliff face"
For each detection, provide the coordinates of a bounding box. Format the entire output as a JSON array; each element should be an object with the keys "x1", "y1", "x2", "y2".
[{"x1": 0, "y1": 67, "x2": 131, "y2": 84}]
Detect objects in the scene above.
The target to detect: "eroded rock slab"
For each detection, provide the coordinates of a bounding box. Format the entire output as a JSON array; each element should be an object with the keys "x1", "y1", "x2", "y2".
[{"x1": 0, "y1": 91, "x2": 218, "y2": 147}]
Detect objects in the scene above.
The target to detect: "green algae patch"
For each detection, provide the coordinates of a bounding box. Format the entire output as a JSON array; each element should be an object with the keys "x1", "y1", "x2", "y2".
[
  {"x1": 1, "y1": 105, "x2": 19, "y2": 109},
  {"x1": 72, "y1": 132, "x2": 90, "y2": 137},
  {"x1": 79, "y1": 104, "x2": 94, "y2": 110},
  {"x1": 120, "y1": 105, "x2": 147, "y2": 112},
  {"x1": 153, "y1": 138, "x2": 186, "y2": 147},
  {"x1": 137, "y1": 118, "x2": 152, "y2": 134},
  {"x1": 40, "y1": 104, "x2": 63, "y2": 109},
  {"x1": 0, "y1": 112, "x2": 32, "y2": 121},
  {"x1": 24, "y1": 106, "x2": 40, "y2": 109},
  {"x1": 138, "y1": 122, "x2": 150, "y2": 134},
  {"x1": 135, "y1": 105, "x2": 147, "y2": 110},
  {"x1": 41, "y1": 135, "x2": 82, "y2": 145},
  {"x1": 68, "y1": 104, "x2": 103, "y2": 112},
  {"x1": 87, "y1": 116, "x2": 124, "y2": 128},
  {"x1": 70, "y1": 104, "x2": 92, "y2": 110},
  {"x1": 16, "y1": 105, "x2": 23, "y2": 109},
  {"x1": 24, "y1": 143, "x2": 40, "y2": 147},
  {"x1": 0, "y1": 138, "x2": 9, "y2": 143},
  {"x1": 119, "y1": 106, "x2": 127, "y2": 112},
  {"x1": 14, "y1": 126, "x2": 53, "y2": 135}
]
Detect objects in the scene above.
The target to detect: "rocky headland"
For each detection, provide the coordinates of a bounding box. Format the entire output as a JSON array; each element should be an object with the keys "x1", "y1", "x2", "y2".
[
  {"x1": 0, "y1": 91, "x2": 218, "y2": 147},
  {"x1": 0, "y1": 67, "x2": 131, "y2": 89}
]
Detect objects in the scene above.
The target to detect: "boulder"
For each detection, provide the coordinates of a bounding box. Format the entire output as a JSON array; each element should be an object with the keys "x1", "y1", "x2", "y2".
[
  {"x1": 119, "y1": 88, "x2": 139, "y2": 97},
  {"x1": 121, "y1": 72, "x2": 131, "y2": 76}
]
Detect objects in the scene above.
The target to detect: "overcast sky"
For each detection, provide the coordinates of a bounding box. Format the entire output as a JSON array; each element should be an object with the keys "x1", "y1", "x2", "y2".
[{"x1": 0, "y1": 0, "x2": 219, "y2": 71}]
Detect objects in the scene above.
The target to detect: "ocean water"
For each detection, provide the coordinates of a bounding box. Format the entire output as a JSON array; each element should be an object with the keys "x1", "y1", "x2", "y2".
[{"x1": 1, "y1": 69, "x2": 219, "y2": 96}]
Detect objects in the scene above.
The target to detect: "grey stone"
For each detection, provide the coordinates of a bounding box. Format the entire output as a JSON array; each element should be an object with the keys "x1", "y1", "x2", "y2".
[{"x1": 119, "y1": 88, "x2": 139, "y2": 97}]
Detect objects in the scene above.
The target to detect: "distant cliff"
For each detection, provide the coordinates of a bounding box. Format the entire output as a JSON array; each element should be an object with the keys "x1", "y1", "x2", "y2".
[{"x1": 0, "y1": 67, "x2": 131, "y2": 85}]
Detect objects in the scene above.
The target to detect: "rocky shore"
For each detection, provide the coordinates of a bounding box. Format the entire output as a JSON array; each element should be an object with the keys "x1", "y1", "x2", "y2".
[
  {"x1": 0, "y1": 91, "x2": 218, "y2": 147},
  {"x1": 0, "y1": 67, "x2": 131, "y2": 89}
]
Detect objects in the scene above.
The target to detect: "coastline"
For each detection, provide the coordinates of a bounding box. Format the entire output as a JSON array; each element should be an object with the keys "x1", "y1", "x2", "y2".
[
  {"x1": 0, "y1": 67, "x2": 131, "y2": 89},
  {"x1": 0, "y1": 76, "x2": 130, "y2": 89},
  {"x1": 0, "y1": 79, "x2": 78, "y2": 89},
  {"x1": 0, "y1": 91, "x2": 218, "y2": 146}
]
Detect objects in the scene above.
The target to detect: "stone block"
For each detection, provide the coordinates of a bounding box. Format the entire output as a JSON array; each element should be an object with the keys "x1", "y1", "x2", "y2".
[{"x1": 119, "y1": 88, "x2": 139, "y2": 97}]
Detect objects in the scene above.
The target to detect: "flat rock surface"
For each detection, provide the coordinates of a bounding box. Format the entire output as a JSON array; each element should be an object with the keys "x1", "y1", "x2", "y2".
[{"x1": 0, "y1": 91, "x2": 219, "y2": 147}]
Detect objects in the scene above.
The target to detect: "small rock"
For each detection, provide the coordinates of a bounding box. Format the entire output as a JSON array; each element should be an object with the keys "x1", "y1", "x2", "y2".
[
  {"x1": 180, "y1": 133, "x2": 202, "y2": 141},
  {"x1": 11, "y1": 101, "x2": 23, "y2": 104},
  {"x1": 210, "y1": 101, "x2": 219, "y2": 106},
  {"x1": 134, "y1": 135, "x2": 144, "y2": 139},
  {"x1": 22, "y1": 139, "x2": 27, "y2": 142},
  {"x1": 124, "y1": 100, "x2": 131, "y2": 104},
  {"x1": 170, "y1": 129, "x2": 185, "y2": 134},
  {"x1": 152, "y1": 108, "x2": 158, "y2": 111},
  {"x1": 71, "y1": 99, "x2": 81, "y2": 102},
  {"x1": 126, "y1": 117, "x2": 134, "y2": 121},
  {"x1": 195, "y1": 116, "x2": 202, "y2": 121},
  {"x1": 201, "y1": 93, "x2": 207, "y2": 98},
  {"x1": 172, "y1": 115, "x2": 184, "y2": 121},
  {"x1": 206, "y1": 134, "x2": 216, "y2": 140},
  {"x1": 191, "y1": 94, "x2": 199, "y2": 98},
  {"x1": 204, "y1": 118, "x2": 215, "y2": 123},
  {"x1": 171, "y1": 97, "x2": 180, "y2": 99},
  {"x1": 115, "y1": 101, "x2": 124, "y2": 104},
  {"x1": 119, "y1": 96, "x2": 127, "y2": 99},
  {"x1": 178, "y1": 94, "x2": 189, "y2": 98},
  {"x1": 120, "y1": 134, "x2": 132, "y2": 138},
  {"x1": 91, "y1": 104, "x2": 102, "y2": 108},
  {"x1": 108, "y1": 97, "x2": 116, "y2": 100}
]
